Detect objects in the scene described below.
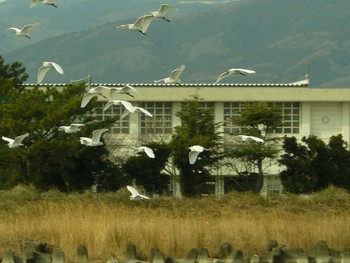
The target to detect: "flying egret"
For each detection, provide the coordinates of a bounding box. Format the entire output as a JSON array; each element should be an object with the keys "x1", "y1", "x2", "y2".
[
  {"x1": 149, "y1": 4, "x2": 179, "y2": 22},
  {"x1": 2, "y1": 133, "x2": 29, "y2": 148},
  {"x1": 155, "y1": 64, "x2": 185, "y2": 84},
  {"x1": 215, "y1": 68, "x2": 256, "y2": 84},
  {"x1": 79, "y1": 128, "x2": 108, "y2": 147},
  {"x1": 103, "y1": 99, "x2": 135, "y2": 113},
  {"x1": 116, "y1": 14, "x2": 154, "y2": 35},
  {"x1": 101, "y1": 84, "x2": 138, "y2": 101},
  {"x1": 122, "y1": 106, "x2": 153, "y2": 118},
  {"x1": 189, "y1": 145, "x2": 208, "y2": 165},
  {"x1": 7, "y1": 23, "x2": 39, "y2": 39},
  {"x1": 58, "y1": 124, "x2": 85, "y2": 133},
  {"x1": 127, "y1": 185, "x2": 150, "y2": 200},
  {"x1": 134, "y1": 146, "x2": 155, "y2": 158},
  {"x1": 81, "y1": 86, "x2": 108, "y2": 108},
  {"x1": 30, "y1": 0, "x2": 58, "y2": 8},
  {"x1": 236, "y1": 135, "x2": 264, "y2": 143},
  {"x1": 37, "y1": 62, "x2": 63, "y2": 84}
]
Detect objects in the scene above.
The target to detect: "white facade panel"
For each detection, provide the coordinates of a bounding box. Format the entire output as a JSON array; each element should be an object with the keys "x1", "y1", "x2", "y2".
[{"x1": 310, "y1": 102, "x2": 343, "y2": 141}]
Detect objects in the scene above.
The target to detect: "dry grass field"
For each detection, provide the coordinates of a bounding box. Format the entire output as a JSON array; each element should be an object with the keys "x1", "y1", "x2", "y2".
[{"x1": 1, "y1": 185, "x2": 350, "y2": 262}]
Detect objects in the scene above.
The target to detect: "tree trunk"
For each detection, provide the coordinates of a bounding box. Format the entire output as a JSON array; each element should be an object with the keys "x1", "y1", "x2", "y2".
[{"x1": 254, "y1": 159, "x2": 264, "y2": 193}]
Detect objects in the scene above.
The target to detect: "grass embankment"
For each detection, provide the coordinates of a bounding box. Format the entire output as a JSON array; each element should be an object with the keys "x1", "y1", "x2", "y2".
[{"x1": 0, "y1": 185, "x2": 350, "y2": 262}]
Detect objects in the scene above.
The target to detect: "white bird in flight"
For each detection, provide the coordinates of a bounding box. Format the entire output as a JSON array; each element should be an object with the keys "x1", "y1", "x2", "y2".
[
  {"x1": 103, "y1": 99, "x2": 135, "y2": 113},
  {"x1": 155, "y1": 64, "x2": 185, "y2": 84},
  {"x1": 189, "y1": 145, "x2": 208, "y2": 165},
  {"x1": 134, "y1": 146, "x2": 155, "y2": 158},
  {"x1": 149, "y1": 4, "x2": 179, "y2": 22},
  {"x1": 215, "y1": 68, "x2": 256, "y2": 84},
  {"x1": 79, "y1": 128, "x2": 108, "y2": 147},
  {"x1": 30, "y1": 0, "x2": 58, "y2": 8},
  {"x1": 236, "y1": 135, "x2": 264, "y2": 143},
  {"x1": 101, "y1": 85, "x2": 138, "y2": 100},
  {"x1": 37, "y1": 62, "x2": 63, "y2": 83},
  {"x1": 7, "y1": 23, "x2": 39, "y2": 39},
  {"x1": 2, "y1": 133, "x2": 29, "y2": 148},
  {"x1": 122, "y1": 106, "x2": 153, "y2": 118},
  {"x1": 0, "y1": 0, "x2": 7, "y2": 3},
  {"x1": 117, "y1": 14, "x2": 154, "y2": 35},
  {"x1": 127, "y1": 185, "x2": 150, "y2": 200},
  {"x1": 58, "y1": 124, "x2": 85, "y2": 133},
  {"x1": 81, "y1": 86, "x2": 108, "y2": 108}
]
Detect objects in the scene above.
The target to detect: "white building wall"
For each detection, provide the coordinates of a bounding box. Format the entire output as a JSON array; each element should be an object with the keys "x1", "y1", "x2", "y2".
[{"x1": 310, "y1": 102, "x2": 343, "y2": 141}]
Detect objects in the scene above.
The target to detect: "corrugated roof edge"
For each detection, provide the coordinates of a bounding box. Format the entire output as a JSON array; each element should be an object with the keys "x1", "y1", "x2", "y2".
[{"x1": 23, "y1": 83, "x2": 309, "y2": 87}]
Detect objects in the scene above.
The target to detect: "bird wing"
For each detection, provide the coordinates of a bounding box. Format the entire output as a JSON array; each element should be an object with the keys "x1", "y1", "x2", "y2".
[
  {"x1": 58, "y1": 126, "x2": 68, "y2": 131},
  {"x1": 136, "y1": 107, "x2": 153, "y2": 117},
  {"x1": 49, "y1": 62, "x2": 64, "y2": 74},
  {"x1": 81, "y1": 93, "x2": 96, "y2": 108},
  {"x1": 191, "y1": 145, "x2": 205, "y2": 152},
  {"x1": 215, "y1": 71, "x2": 230, "y2": 84},
  {"x1": 37, "y1": 65, "x2": 51, "y2": 83},
  {"x1": 119, "y1": 100, "x2": 135, "y2": 113},
  {"x1": 14, "y1": 133, "x2": 29, "y2": 144},
  {"x1": 159, "y1": 4, "x2": 178, "y2": 14},
  {"x1": 91, "y1": 128, "x2": 108, "y2": 142},
  {"x1": 71, "y1": 124, "x2": 85, "y2": 128},
  {"x1": 189, "y1": 150, "x2": 201, "y2": 165},
  {"x1": 142, "y1": 147, "x2": 155, "y2": 158},
  {"x1": 30, "y1": 0, "x2": 41, "y2": 8},
  {"x1": 236, "y1": 68, "x2": 256, "y2": 75},
  {"x1": 169, "y1": 64, "x2": 185, "y2": 81},
  {"x1": 2, "y1": 136, "x2": 14, "y2": 144},
  {"x1": 103, "y1": 101, "x2": 114, "y2": 111},
  {"x1": 7, "y1": 27, "x2": 20, "y2": 33},
  {"x1": 139, "y1": 194, "x2": 150, "y2": 200},
  {"x1": 140, "y1": 15, "x2": 154, "y2": 33},
  {"x1": 121, "y1": 110, "x2": 131, "y2": 119},
  {"x1": 248, "y1": 136, "x2": 264, "y2": 143},
  {"x1": 123, "y1": 84, "x2": 138, "y2": 94},
  {"x1": 21, "y1": 23, "x2": 39, "y2": 33},
  {"x1": 108, "y1": 89, "x2": 118, "y2": 101},
  {"x1": 127, "y1": 185, "x2": 139, "y2": 197},
  {"x1": 133, "y1": 15, "x2": 146, "y2": 28}
]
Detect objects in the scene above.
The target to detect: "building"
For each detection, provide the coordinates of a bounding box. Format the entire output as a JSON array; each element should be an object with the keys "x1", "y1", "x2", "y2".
[{"x1": 27, "y1": 79, "x2": 350, "y2": 196}]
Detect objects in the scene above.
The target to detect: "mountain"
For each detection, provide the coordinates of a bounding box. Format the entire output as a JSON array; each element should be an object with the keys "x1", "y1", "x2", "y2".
[
  {"x1": 0, "y1": 0, "x2": 229, "y2": 54},
  {"x1": 2, "y1": 0, "x2": 350, "y2": 87}
]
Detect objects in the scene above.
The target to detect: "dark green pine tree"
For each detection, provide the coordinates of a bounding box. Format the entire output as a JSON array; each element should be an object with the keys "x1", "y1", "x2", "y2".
[
  {"x1": 0, "y1": 57, "x2": 123, "y2": 191},
  {"x1": 171, "y1": 95, "x2": 222, "y2": 197}
]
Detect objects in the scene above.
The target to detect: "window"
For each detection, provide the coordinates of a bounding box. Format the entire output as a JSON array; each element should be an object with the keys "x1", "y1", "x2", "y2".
[
  {"x1": 273, "y1": 102, "x2": 300, "y2": 134},
  {"x1": 95, "y1": 102, "x2": 130, "y2": 134},
  {"x1": 223, "y1": 102, "x2": 300, "y2": 134},
  {"x1": 223, "y1": 102, "x2": 245, "y2": 134},
  {"x1": 139, "y1": 102, "x2": 172, "y2": 134}
]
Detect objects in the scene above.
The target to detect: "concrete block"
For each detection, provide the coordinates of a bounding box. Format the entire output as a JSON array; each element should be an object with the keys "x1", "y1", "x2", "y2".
[
  {"x1": 183, "y1": 249, "x2": 198, "y2": 263},
  {"x1": 75, "y1": 245, "x2": 88, "y2": 263},
  {"x1": 106, "y1": 257, "x2": 118, "y2": 263},
  {"x1": 52, "y1": 247, "x2": 65, "y2": 263},
  {"x1": 198, "y1": 248, "x2": 212, "y2": 263},
  {"x1": 2, "y1": 249, "x2": 15, "y2": 263},
  {"x1": 217, "y1": 243, "x2": 233, "y2": 259},
  {"x1": 152, "y1": 252, "x2": 165, "y2": 263}
]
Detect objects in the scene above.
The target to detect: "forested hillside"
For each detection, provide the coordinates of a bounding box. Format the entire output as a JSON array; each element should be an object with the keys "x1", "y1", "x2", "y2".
[{"x1": 2, "y1": 0, "x2": 350, "y2": 87}]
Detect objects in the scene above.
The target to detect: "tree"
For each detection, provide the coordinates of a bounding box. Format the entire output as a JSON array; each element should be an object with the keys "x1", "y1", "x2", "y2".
[
  {"x1": 225, "y1": 102, "x2": 283, "y2": 193},
  {"x1": 0, "y1": 58, "x2": 122, "y2": 191},
  {"x1": 122, "y1": 142, "x2": 172, "y2": 194},
  {"x1": 279, "y1": 134, "x2": 350, "y2": 193},
  {"x1": 0, "y1": 56, "x2": 28, "y2": 101},
  {"x1": 170, "y1": 95, "x2": 222, "y2": 197}
]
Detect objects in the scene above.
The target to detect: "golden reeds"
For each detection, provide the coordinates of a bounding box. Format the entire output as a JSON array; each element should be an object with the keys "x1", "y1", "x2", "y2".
[{"x1": 1, "y1": 185, "x2": 350, "y2": 262}]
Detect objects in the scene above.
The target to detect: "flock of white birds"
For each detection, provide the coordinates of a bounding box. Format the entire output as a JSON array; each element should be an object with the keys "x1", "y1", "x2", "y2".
[{"x1": 2, "y1": 1, "x2": 262, "y2": 199}]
